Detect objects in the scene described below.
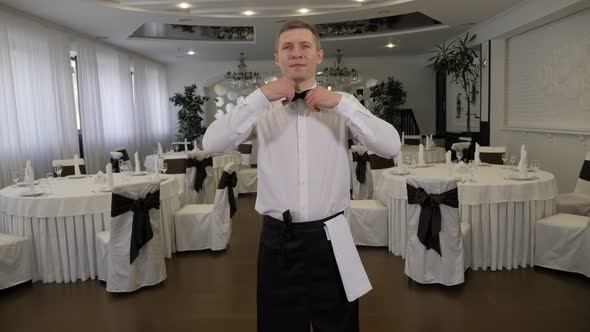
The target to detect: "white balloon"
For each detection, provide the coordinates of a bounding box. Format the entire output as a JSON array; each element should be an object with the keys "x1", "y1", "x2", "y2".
[
  {"x1": 226, "y1": 103, "x2": 235, "y2": 112},
  {"x1": 214, "y1": 84, "x2": 228, "y2": 96},
  {"x1": 215, "y1": 97, "x2": 224, "y2": 107},
  {"x1": 237, "y1": 96, "x2": 245, "y2": 104},
  {"x1": 227, "y1": 90, "x2": 238, "y2": 101},
  {"x1": 365, "y1": 78, "x2": 378, "y2": 88}
]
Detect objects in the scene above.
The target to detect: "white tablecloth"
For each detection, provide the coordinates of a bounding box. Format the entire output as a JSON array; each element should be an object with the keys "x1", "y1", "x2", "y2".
[
  {"x1": 0, "y1": 173, "x2": 181, "y2": 283},
  {"x1": 373, "y1": 164, "x2": 558, "y2": 271}
]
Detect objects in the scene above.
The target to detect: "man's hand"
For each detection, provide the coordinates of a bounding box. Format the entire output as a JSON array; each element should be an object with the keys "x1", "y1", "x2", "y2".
[
  {"x1": 259, "y1": 78, "x2": 296, "y2": 105},
  {"x1": 304, "y1": 87, "x2": 342, "y2": 112}
]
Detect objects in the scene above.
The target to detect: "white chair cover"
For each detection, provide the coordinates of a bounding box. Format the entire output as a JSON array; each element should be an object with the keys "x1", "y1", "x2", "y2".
[
  {"x1": 451, "y1": 142, "x2": 471, "y2": 161},
  {"x1": 404, "y1": 176, "x2": 468, "y2": 286},
  {"x1": 0, "y1": 233, "x2": 32, "y2": 290},
  {"x1": 183, "y1": 151, "x2": 215, "y2": 205},
  {"x1": 345, "y1": 200, "x2": 388, "y2": 246},
  {"x1": 237, "y1": 168, "x2": 257, "y2": 194},
  {"x1": 350, "y1": 147, "x2": 373, "y2": 200},
  {"x1": 535, "y1": 213, "x2": 590, "y2": 278},
  {"x1": 556, "y1": 151, "x2": 590, "y2": 216},
  {"x1": 96, "y1": 181, "x2": 166, "y2": 292},
  {"x1": 174, "y1": 164, "x2": 237, "y2": 251}
]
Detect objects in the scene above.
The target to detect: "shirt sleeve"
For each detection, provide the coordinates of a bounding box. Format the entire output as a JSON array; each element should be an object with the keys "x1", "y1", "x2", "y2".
[
  {"x1": 202, "y1": 88, "x2": 269, "y2": 154},
  {"x1": 332, "y1": 93, "x2": 401, "y2": 158}
]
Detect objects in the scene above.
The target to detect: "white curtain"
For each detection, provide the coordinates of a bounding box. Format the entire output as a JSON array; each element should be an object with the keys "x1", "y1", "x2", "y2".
[
  {"x1": 75, "y1": 41, "x2": 172, "y2": 173},
  {"x1": 0, "y1": 12, "x2": 78, "y2": 187}
]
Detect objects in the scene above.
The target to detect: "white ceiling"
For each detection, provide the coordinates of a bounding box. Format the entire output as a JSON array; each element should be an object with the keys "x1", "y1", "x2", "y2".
[{"x1": 0, "y1": 0, "x2": 523, "y2": 63}]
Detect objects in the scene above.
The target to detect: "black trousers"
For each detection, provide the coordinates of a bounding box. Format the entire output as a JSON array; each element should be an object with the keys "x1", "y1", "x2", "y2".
[{"x1": 257, "y1": 211, "x2": 359, "y2": 332}]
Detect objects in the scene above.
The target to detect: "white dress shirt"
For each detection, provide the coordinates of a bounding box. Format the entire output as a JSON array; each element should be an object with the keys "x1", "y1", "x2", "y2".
[{"x1": 203, "y1": 84, "x2": 400, "y2": 222}]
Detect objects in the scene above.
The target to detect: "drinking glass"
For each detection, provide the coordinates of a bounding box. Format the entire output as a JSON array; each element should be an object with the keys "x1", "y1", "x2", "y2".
[
  {"x1": 11, "y1": 171, "x2": 20, "y2": 186},
  {"x1": 501, "y1": 152, "x2": 507, "y2": 166},
  {"x1": 509, "y1": 154, "x2": 516, "y2": 167},
  {"x1": 55, "y1": 164, "x2": 63, "y2": 178},
  {"x1": 159, "y1": 161, "x2": 168, "y2": 175}
]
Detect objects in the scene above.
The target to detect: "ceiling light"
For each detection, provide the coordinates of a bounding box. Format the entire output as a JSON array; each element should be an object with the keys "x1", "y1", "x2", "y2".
[
  {"x1": 386, "y1": 43, "x2": 396, "y2": 48},
  {"x1": 242, "y1": 10, "x2": 255, "y2": 16},
  {"x1": 355, "y1": 0, "x2": 365, "y2": 2},
  {"x1": 298, "y1": 8, "x2": 310, "y2": 14},
  {"x1": 178, "y1": 3, "x2": 191, "y2": 9},
  {"x1": 187, "y1": 49, "x2": 196, "y2": 55}
]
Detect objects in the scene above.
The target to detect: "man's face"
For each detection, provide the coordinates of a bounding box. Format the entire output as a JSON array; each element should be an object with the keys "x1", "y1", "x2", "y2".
[{"x1": 274, "y1": 28, "x2": 324, "y2": 82}]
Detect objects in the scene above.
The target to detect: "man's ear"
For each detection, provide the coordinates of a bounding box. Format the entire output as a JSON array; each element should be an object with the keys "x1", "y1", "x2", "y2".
[
  {"x1": 317, "y1": 49, "x2": 324, "y2": 65},
  {"x1": 274, "y1": 52, "x2": 279, "y2": 66}
]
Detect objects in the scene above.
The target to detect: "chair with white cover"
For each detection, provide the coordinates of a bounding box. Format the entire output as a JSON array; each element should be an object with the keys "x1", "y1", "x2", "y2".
[
  {"x1": 345, "y1": 200, "x2": 388, "y2": 247},
  {"x1": 52, "y1": 158, "x2": 87, "y2": 177},
  {"x1": 174, "y1": 163, "x2": 239, "y2": 251},
  {"x1": 451, "y1": 142, "x2": 471, "y2": 162},
  {"x1": 555, "y1": 152, "x2": 590, "y2": 217},
  {"x1": 113, "y1": 147, "x2": 130, "y2": 161},
  {"x1": 479, "y1": 146, "x2": 507, "y2": 165},
  {"x1": 96, "y1": 180, "x2": 166, "y2": 293},
  {"x1": 350, "y1": 146, "x2": 372, "y2": 200},
  {"x1": 0, "y1": 233, "x2": 33, "y2": 290},
  {"x1": 183, "y1": 151, "x2": 214, "y2": 205},
  {"x1": 238, "y1": 143, "x2": 253, "y2": 167},
  {"x1": 237, "y1": 167, "x2": 257, "y2": 194},
  {"x1": 405, "y1": 177, "x2": 471, "y2": 285},
  {"x1": 535, "y1": 213, "x2": 590, "y2": 278}
]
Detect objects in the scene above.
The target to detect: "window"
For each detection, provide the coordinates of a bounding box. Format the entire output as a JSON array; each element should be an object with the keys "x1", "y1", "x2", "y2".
[{"x1": 71, "y1": 56, "x2": 84, "y2": 157}]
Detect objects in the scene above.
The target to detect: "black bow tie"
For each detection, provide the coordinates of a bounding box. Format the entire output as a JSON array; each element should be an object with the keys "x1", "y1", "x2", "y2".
[{"x1": 292, "y1": 89, "x2": 312, "y2": 101}]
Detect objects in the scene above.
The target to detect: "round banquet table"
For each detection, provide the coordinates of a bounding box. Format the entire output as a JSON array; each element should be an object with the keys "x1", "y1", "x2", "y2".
[
  {"x1": 373, "y1": 164, "x2": 558, "y2": 271},
  {"x1": 0, "y1": 173, "x2": 181, "y2": 283}
]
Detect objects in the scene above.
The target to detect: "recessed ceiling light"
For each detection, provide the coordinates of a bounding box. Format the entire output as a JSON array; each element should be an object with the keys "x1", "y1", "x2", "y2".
[
  {"x1": 178, "y1": 3, "x2": 191, "y2": 9},
  {"x1": 187, "y1": 49, "x2": 196, "y2": 55},
  {"x1": 386, "y1": 43, "x2": 396, "y2": 48},
  {"x1": 298, "y1": 8, "x2": 310, "y2": 14},
  {"x1": 242, "y1": 10, "x2": 255, "y2": 16},
  {"x1": 355, "y1": 0, "x2": 365, "y2": 2}
]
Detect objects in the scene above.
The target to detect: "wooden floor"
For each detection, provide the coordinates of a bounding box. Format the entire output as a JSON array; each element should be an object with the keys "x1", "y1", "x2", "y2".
[{"x1": 1, "y1": 194, "x2": 589, "y2": 332}]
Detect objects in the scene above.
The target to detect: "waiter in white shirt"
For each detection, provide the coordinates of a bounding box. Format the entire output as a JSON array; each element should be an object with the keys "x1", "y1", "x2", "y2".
[{"x1": 203, "y1": 20, "x2": 400, "y2": 332}]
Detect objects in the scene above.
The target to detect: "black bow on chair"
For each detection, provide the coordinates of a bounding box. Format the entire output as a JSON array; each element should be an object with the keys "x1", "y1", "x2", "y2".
[
  {"x1": 352, "y1": 151, "x2": 369, "y2": 184},
  {"x1": 186, "y1": 157, "x2": 213, "y2": 192},
  {"x1": 111, "y1": 191, "x2": 160, "y2": 264},
  {"x1": 406, "y1": 184, "x2": 459, "y2": 256},
  {"x1": 110, "y1": 158, "x2": 120, "y2": 173},
  {"x1": 217, "y1": 171, "x2": 238, "y2": 218}
]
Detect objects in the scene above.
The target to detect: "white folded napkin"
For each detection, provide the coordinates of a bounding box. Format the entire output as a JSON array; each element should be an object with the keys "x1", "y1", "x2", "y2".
[
  {"x1": 193, "y1": 140, "x2": 199, "y2": 151},
  {"x1": 94, "y1": 170, "x2": 106, "y2": 184},
  {"x1": 106, "y1": 164, "x2": 113, "y2": 190},
  {"x1": 475, "y1": 143, "x2": 481, "y2": 165},
  {"x1": 518, "y1": 147, "x2": 528, "y2": 178},
  {"x1": 152, "y1": 156, "x2": 159, "y2": 179},
  {"x1": 25, "y1": 160, "x2": 34, "y2": 186},
  {"x1": 184, "y1": 139, "x2": 189, "y2": 151},
  {"x1": 401, "y1": 132, "x2": 405, "y2": 145},
  {"x1": 418, "y1": 144, "x2": 425, "y2": 166},
  {"x1": 157, "y1": 142, "x2": 163, "y2": 156},
  {"x1": 73, "y1": 154, "x2": 81, "y2": 176},
  {"x1": 425, "y1": 135, "x2": 431, "y2": 149},
  {"x1": 324, "y1": 215, "x2": 372, "y2": 302},
  {"x1": 110, "y1": 151, "x2": 123, "y2": 160},
  {"x1": 134, "y1": 152, "x2": 141, "y2": 173},
  {"x1": 446, "y1": 150, "x2": 453, "y2": 176}
]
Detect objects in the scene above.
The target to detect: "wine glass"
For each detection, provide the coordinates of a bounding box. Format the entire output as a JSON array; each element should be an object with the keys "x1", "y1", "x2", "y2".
[
  {"x1": 11, "y1": 171, "x2": 20, "y2": 186},
  {"x1": 530, "y1": 160, "x2": 540, "y2": 172},
  {"x1": 159, "y1": 161, "x2": 168, "y2": 175},
  {"x1": 509, "y1": 154, "x2": 516, "y2": 168},
  {"x1": 55, "y1": 164, "x2": 63, "y2": 178},
  {"x1": 501, "y1": 152, "x2": 507, "y2": 167},
  {"x1": 468, "y1": 160, "x2": 477, "y2": 182}
]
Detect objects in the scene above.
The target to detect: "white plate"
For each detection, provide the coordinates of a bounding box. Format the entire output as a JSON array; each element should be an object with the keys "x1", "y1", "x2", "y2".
[
  {"x1": 16, "y1": 180, "x2": 39, "y2": 187},
  {"x1": 93, "y1": 187, "x2": 112, "y2": 193},
  {"x1": 505, "y1": 175, "x2": 539, "y2": 181},
  {"x1": 67, "y1": 175, "x2": 87, "y2": 179},
  {"x1": 19, "y1": 189, "x2": 44, "y2": 197},
  {"x1": 131, "y1": 171, "x2": 148, "y2": 176},
  {"x1": 477, "y1": 163, "x2": 491, "y2": 167},
  {"x1": 414, "y1": 164, "x2": 433, "y2": 168},
  {"x1": 389, "y1": 169, "x2": 411, "y2": 176}
]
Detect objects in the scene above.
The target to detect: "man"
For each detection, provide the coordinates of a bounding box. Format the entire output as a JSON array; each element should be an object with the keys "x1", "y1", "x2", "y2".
[{"x1": 203, "y1": 20, "x2": 400, "y2": 332}]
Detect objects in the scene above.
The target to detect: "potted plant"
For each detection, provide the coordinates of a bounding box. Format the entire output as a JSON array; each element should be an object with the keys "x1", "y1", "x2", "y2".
[
  {"x1": 169, "y1": 84, "x2": 209, "y2": 143},
  {"x1": 429, "y1": 33, "x2": 479, "y2": 133},
  {"x1": 369, "y1": 76, "x2": 408, "y2": 128}
]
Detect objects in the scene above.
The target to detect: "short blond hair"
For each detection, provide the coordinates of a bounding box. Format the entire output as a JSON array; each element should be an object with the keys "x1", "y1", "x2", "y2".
[{"x1": 275, "y1": 20, "x2": 321, "y2": 52}]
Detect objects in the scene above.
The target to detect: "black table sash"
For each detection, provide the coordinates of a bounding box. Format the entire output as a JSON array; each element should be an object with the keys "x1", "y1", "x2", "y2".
[
  {"x1": 406, "y1": 184, "x2": 459, "y2": 256},
  {"x1": 580, "y1": 160, "x2": 590, "y2": 182},
  {"x1": 111, "y1": 190, "x2": 160, "y2": 264}
]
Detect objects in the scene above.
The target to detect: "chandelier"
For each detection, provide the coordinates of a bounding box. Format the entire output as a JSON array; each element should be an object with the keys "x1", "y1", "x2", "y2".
[
  {"x1": 224, "y1": 52, "x2": 261, "y2": 93},
  {"x1": 318, "y1": 49, "x2": 359, "y2": 90}
]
